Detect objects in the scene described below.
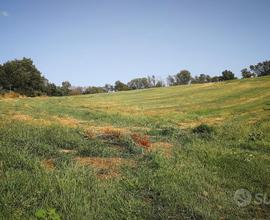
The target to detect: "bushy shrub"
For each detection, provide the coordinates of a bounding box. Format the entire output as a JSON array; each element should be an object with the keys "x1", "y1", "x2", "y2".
[{"x1": 192, "y1": 124, "x2": 214, "y2": 138}]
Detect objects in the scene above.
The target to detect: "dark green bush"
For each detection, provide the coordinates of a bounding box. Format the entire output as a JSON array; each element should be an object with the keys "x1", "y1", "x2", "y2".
[
  {"x1": 192, "y1": 124, "x2": 214, "y2": 138},
  {"x1": 160, "y1": 127, "x2": 179, "y2": 136}
]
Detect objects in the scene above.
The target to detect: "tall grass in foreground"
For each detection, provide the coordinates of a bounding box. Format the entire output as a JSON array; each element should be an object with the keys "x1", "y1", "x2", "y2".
[{"x1": 0, "y1": 118, "x2": 269, "y2": 219}]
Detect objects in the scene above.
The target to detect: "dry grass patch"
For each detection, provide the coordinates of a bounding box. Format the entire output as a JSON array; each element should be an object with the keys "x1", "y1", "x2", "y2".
[
  {"x1": 0, "y1": 92, "x2": 25, "y2": 99},
  {"x1": 101, "y1": 127, "x2": 123, "y2": 139},
  {"x1": 52, "y1": 116, "x2": 80, "y2": 127},
  {"x1": 74, "y1": 157, "x2": 134, "y2": 179},
  {"x1": 74, "y1": 157, "x2": 132, "y2": 169},
  {"x1": 84, "y1": 125, "x2": 151, "y2": 140},
  {"x1": 84, "y1": 128, "x2": 96, "y2": 139},
  {"x1": 100, "y1": 126, "x2": 130, "y2": 136},
  {"x1": 12, "y1": 113, "x2": 33, "y2": 122},
  {"x1": 201, "y1": 116, "x2": 224, "y2": 125},
  {"x1": 150, "y1": 142, "x2": 173, "y2": 157},
  {"x1": 178, "y1": 116, "x2": 224, "y2": 128},
  {"x1": 84, "y1": 126, "x2": 131, "y2": 140},
  {"x1": 11, "y1": 113, "x2": 52, "y2": 126},
  {"x1": 42, "y1": 159, "x2": 55, "y2": 171}
]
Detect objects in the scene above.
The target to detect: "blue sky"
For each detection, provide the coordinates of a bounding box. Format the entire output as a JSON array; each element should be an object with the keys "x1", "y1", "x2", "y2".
[{"x1": 0, "y1": 0, "x2": 269, "y2": 86}]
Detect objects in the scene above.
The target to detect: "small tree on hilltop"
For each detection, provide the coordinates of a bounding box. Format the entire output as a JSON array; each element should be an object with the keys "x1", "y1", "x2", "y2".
[
  {"x1": 1, "y1": 58, "x2": 46, "y2": 96},
  {"x1": 175, "y1": 70, "x2": 192, "y2": 85},
  {"x1": 104, "y1": 84, "x2": 114, "y2": 92},
  {"x1": 114, "y1": 80, "x2": 129, "y2": 91},
  {"x1": 155, "y1": 80, "x2": 165, "y2": 87},
  {"x1": 167, "y1": 75, "x2": 176, "y2": 86},
  {"x1": 61, "y1": 81, "x2": 71, "y2": 95},
  {"x1": 147, "y1": 75, "x2": 156, "y2": 87},
  {"x1": 241, "y1": 68, "x2": 255, "y2": 78},
  {"x1": 221, "y1": 70, "x2": 236, "y2": 81},
  {"x1": 127, "y1": 77, "x2": 150, "y2": 90},
  {"x1": 250, "y1": 60, "x2": 270, "y2": 77}
]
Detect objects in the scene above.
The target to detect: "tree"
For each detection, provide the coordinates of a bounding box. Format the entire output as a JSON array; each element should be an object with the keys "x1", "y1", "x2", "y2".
[
  {"x1": 1, "y1": 58, "x2": 47, "y2": 96},
  {"x1": 167, "y1": 75, "x2": 176, "y2": 86},
  {"x1": 193, "y1": 74, "x2": 212, "y2": 84},
  {"x1": 84, "y1": 86, "x2": 106, "y2": 94},
  {"x1": 211, "y1": 76, "x2": 222, "y2": 82},
  {"x1": 114, "y1": 81, "x2": 129, "y2": 91},
  {"x1": 61, "y1": 81, "x2": 71, "y2": 95},
  {"x1": 127, "y1": 77, "x2": 150, "y2": 90},
  {"x1": 250, "y1": 60, "x2": 270, "y2": 77},
  {"x1": 147, "y1": 75, "x2": 156, "y2": 87},
  {"x1": 221, "y1": 70, "x2": 236, "y2": 81},
  {"x1": 241, "y1": 68, "x2": 255, "y2": 78},
  {"x1": 70, "y1": 87, "x2": 83, "y2": 96},
  {"x1": 155, "y1": 80, "x2": 165, "y2": 87},
  {"x1": 0, "y1": 65, "x2": 6, "y2": 92},
  {"x1": 175, "y1": 70, "x2": 192, "y2": 85},
  {"x1": 45, "y1": 83, "x2": 63, "y2": 96},
  {"x1": 62, "y1": 81, "x2": 71, "y2": 89},
  {"x1": 104, "y1": 84, "x2": 114, "y2": 92}
]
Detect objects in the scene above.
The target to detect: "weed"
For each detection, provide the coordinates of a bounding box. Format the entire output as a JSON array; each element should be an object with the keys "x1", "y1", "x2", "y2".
[{"x1": 35, "y1": 208, "x2": 61, "y2": 220}]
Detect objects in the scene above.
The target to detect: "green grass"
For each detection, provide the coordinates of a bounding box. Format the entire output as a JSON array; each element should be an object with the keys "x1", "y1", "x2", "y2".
[{"x1": 0, "y1": 76, "x2": 270, "y2": 219}]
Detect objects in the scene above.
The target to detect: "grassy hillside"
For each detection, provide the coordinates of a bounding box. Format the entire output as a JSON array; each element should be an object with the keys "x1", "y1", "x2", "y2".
[{"x1": 0, "y1": 76, "x2": 270, "y2": 219}]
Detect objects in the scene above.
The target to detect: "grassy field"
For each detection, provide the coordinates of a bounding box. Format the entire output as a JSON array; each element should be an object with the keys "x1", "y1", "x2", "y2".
[{"x1": 0, "y1": 76, "x2": 270, "y2": 219}]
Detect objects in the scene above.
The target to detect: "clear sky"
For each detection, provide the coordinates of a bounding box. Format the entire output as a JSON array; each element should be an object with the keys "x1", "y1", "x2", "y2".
[{"x1": 0, "y1": 0, "x2": 270, "y2": 86}]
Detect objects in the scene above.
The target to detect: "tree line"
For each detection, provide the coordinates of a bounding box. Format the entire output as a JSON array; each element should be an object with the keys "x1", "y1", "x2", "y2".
[{"x1": 0, "y1": 57, "x2": 269, "y2": 97}]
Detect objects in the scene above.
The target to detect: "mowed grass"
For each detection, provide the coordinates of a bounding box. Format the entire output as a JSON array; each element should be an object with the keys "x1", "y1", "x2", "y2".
[{"x1": 0, "y1": 76, "x2": 270, "y2": 219}]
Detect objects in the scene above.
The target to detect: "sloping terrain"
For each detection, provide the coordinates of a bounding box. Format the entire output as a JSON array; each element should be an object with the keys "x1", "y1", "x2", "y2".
[{"x1": 0, "y1": 76, "x2": 270, "y2": 219}]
